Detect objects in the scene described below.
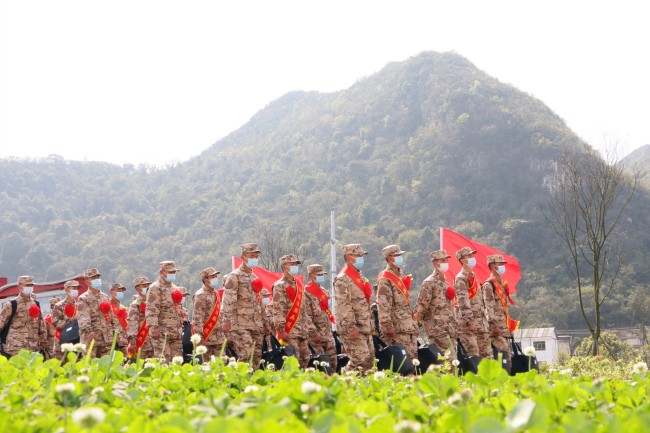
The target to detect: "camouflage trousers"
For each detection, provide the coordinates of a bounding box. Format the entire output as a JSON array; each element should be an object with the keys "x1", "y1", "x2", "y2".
[
  {"x1": 339, "y1": 333, "x2": 374, "y2": 373},
  {"x1": 491, "y1": 335, "x2": 511, "y2": 363},
  {"x1": 309, "y1": 335, "x2": 337, "y2": 373},
  {"x1": 428, "y1": 333, "x2": 455, "y2": 355},
  {"x1": 477, "y1": 332, "x2": 493, "y2": 359},
  {"x1": 458, "y1": 332, "x2": 479, "y2": 357},
  {"x1": 152, "y1": 335, "x2": 183, "y2": 363},
  {"x1": 82, "y1": 334, "x2": 112, "y2": 359},
  {"x1": 285, "y1": 334, "x2": 310, "y2": 369},
  {"x1": 229, "y1": 329, "x2": 263, "y2": 369},
  {"x1": 380, "y1": 332, "x2": 418, "y2": 360}
]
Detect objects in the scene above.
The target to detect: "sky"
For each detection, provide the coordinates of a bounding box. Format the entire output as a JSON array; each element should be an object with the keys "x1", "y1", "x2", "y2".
[{"x1": 1, "y1": 1, "x2": 648, "y2": 166}]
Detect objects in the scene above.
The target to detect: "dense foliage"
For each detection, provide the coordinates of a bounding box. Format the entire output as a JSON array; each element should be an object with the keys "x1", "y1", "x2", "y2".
[{"x1": 1, "y1": 52, "x2": 649, "y2": 330}]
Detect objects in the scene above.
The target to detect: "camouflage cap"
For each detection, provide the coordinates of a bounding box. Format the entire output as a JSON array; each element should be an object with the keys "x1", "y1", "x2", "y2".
[
  {"x1": 240, "y1": 243, "x2": 261, "y2": 254},
  {"x1": 159, "y1": 261, "x2": 179, "y2": 272},
  {"x1": 18, "y1": 275, "x2": 34, "y2": 285},
  {"x1": 84, "y1": 268, "x2": 101, "y2": 279},
  {"x1": 382, "y1": 244, "x2": 405, "y2": 258},
  {"x1": 133, "y1": 276, "x2": 151, "y2": 287},
  {"x1": 455, "y1": 246, "x2": 477, "y2": 260},
  {"x1": 430, "y1": 249, "x2": 451, "y2": 261},
  {"x1": 260, "y1": 288, "x2": 271, "y2": 297},
  {"x1": 110, "y1": 283, "x2": 126, "y2": 291},
  {"x1": 280, "y1": 254, "x2": 302, "y2": 266},
  {"x1": 306, "y1": 264, "x2": 327, "y2": 275},
  {"x1": 64, "y1": 280, "x2": 81, "y2": 289},
  {"x1": 49, "y1": 297, "x2": 61, "y2": 306},
  {"x1": 487, "y1": 254, "x2": 508, "y2": 265},
  {"x1": 199, "y1": 267, "x2": 220, "y2": 280},
  {"x1": 342, "y1": 244, "x2": 368, "y2": 256},
  {"x1": 178, "y1": 287, "x2": 189, "y2": 297}
]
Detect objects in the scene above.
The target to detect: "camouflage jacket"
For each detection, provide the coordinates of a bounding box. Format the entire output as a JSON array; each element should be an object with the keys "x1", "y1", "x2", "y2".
[
  {"x1": 221, "y1": 265, "x2": 267, "y2": 332},
  {"x1": 0, "y1": 295, "x2": 46, "y2": 355},
  {"x1": 454, "y1": 268, "x2": 476, "y2": 332},
  {"x1": 110, "y1": 299, "x2": 129, "y2": 347},
  {"x1": 376, "y1": 266, "x2": 418, "y2": 334},
  {"x1": 192, "y1": 285, "x2": 225, "y2": 345},
  {"x1": 272, "y1": 275, "x2": 316, "y2": 339},
  {"x1": 303, "y1": 285, "x2": 333, "y2": 339},
  {"x1": 126, "y1": 296, "x2": 153, "y2": 352},
  {"x1": 415, "y1": 270, "x2": 458, "y2": 337},
  {"x1": 482, "y1": 276, "x2": 511, "y2": 337},
  {"x1": 51, "y1": 298, "x2": 77, "y2": 330},
  {"x1": 77, "y1": 289, "x2": 115, "y2": 346},
  {"x1": 333, "y1": 266, "x2": 373, "y2": 337},
  {"x1": 145, "y1": 277, "x2": 183, "y2": 340}
]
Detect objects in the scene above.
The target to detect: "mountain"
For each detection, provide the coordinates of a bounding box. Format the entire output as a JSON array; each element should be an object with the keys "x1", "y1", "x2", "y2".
[
  {"x1": 622, "y1": 144, "x2": 650, "y2": 189},
  {"x1": 2, "y1": 51, "x2": 649, "y2": 330}
]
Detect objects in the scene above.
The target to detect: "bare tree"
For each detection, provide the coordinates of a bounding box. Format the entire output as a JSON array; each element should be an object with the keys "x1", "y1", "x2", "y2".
[
  {"x1": 257, "y1": 225, "x2": 305, "y2": 272},
  {"x1": 545, "y1": 146, "x2": 642, "y2": 355}
]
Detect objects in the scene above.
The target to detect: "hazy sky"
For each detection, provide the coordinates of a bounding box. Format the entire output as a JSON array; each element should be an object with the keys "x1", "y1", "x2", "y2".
[{"x1": 1, "y1": 1, "x2": 648, "y2": 166}]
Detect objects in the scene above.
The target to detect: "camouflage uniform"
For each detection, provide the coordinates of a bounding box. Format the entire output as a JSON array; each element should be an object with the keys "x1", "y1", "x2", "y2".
[
  {"x1": 146, "y1": 261, "x2": 184, "y2": 362},
  {"x1": 334, "y1": 244, "x2": 374, "y2": 372},
  {"x1": 45, "y1": 298, "x2": 61, "y2": 359},
  {"x1": 483, "y1": 254, "x2": 513, "y2": 363},
  {"x1": 78, "y1": 269, "x2": 115, "y2": 358},
  {"x1": 470, "y1": 275, "x2": 494, "y2": 359},
  {"x1": 127, "y1": 277, "x2": 155, "y2": 360},
  {"x1": 454, "y1": 249, "x2": 480, "y2": 357},
  {"x1": 303, "y1": 264, "x2": 337, "y2": 372},
  {"x1": 221, "y1": 244, "x2": 268, "y2": 368},
  {"x1": 109, "y1": 283, "x2": 129, "y2": 356},
  {"x1": 376, "y1": 245, "x2": 418, "y2": 360},
  {"x1": 415, "y1": 250, "x2": 458, "y2": 354},
  {"x1": 193, "y1": 267, "x2": 227, "y2": 359},
  {"x1": 0, "y1": 276, "x2": 47, "y2": 356},
  {"x1": 261, "y1": 289, "x2": 274, "y2": 331},
  {"x1": 271, "y1": 255, "x2": 316, "y2": 368}
]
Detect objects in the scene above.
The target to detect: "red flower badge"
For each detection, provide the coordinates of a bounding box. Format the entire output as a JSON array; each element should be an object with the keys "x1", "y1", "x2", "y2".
[
  {"x1": 140, "y1": 302, "x2": 146, "y2": 314},
  {"x1": 402, "y1": 274, "x2": 413, "y2": 290},
  {"x1": 64, "y1": 304, "x2": 76, "y2": 318},
  {"x1": 251, "y1": 279, "x2": 263, "y2": 293},
  {"x1": 29, "y1": 304, "x2": 41, "y2": 319},
  {"x1": 117, "y1": 308, "x2": 128, "y2": 321},
  {"x1": 171, "y1": 290, "x2": 183, "y2": 305},
  {"x1": 286, "y1": 285, "x2": 296, "y2": 301},
  {"x1": 446, "y1": 286, "x2": 456, "y2": 300},
  {"x1": 99, "y1": 301, "x2": 112, "y2": 321}
]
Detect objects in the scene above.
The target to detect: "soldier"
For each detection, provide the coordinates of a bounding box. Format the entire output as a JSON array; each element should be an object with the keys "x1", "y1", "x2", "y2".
[
  {"x1": 415, "y1": 249, "x2": 458, "y2": 356},
  {"x1": 483, "y1": 255, "x2": 516, "y2": 363},
  {"x1": 109, "y1": 283, "x2": 129, "y2": 355},
  {"x1": 260, "y1": 288, "x2": 274, "y2": 331},
  {"x1": 127, "y1": 277, "x2": 154, "y2": 359},
  {"x1": 0, "y1": 276, "x2": 47, "y2": 357},
  {"x1": 192, "y1": 267, "x2": 227, "y2": 359},
  {"x1": 272, "y1": 254, "x2": 316, "y2": 368},
  {"x1": 77, "y1": 268, "x2": 115, "y2": 358},
  {"x1": 454, "y1": 247, "x2": 482, "y2": 357},
  {"x1": 52, "y1": 281, "x2": 80, "y2": 355},
  {"x1": 334, "y1": 244, "x2": 374, "y2": 372},
  {"x1": 44, "y1": 297, "x2": 61, "y2": 359},
  {"x1": 304, "y1": 264, "x2": 337, "y2": 372},
  {"x1": 376, "y1": 245, "x2": 419, "y2": 360},
  {"x1": 146, "y1": 261, "x2": 184, "y2": 362},
  {"x1": 221, "y1": 243, "x2": 270, "y2": 369}
]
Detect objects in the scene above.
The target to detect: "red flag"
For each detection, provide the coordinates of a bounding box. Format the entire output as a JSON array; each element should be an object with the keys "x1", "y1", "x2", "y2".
[
  {"x1": 440, "y1": 227, "x2": 520, "y2": 294},
  {"x1": 232, "y1": 257, "x2": 304, "y2": 293}
]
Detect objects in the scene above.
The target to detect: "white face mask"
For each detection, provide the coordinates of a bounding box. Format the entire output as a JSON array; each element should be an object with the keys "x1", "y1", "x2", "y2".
[
  {"x1": 69, "y1": 289, "x2": 79, "y2": 298},
  {"x1": 209, "y1": 277, "x2": 219, "y2": 287},
  {"x1": 466, "y1": 257, "x2": 477, "y2": 268},
  {"x1": 262, "y1": 297, "x2": 270, "y2": 306},
  {"x1": 497, "y1": 265, "x2": 506, "y2": 275},
  {"x1": 438, "y1": 262, "x2": 449, "y2": 273},
  {"x1": 393, "y1": 256, "x2": 404, "y2": 267},
  {"x1": 22, "y1": 287, "x2": 34, "y2": 296}
]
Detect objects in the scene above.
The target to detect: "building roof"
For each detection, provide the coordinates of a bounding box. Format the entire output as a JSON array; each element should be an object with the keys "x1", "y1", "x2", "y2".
[{"x1": 514, "y1": 327, "x2": 557, "y2": 339}]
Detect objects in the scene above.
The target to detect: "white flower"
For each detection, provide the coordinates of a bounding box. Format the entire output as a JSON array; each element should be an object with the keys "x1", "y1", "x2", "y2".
[
  {"x1": 267, "y1": 363, "x2": 275, "y2": 371},
  {"x1": 394, "y1": 420, "x2": 422, "y2": 433},
  {"x1": 76, "y1": 376, "x2": 90, "y2": 384},
  {"x1": 301, "y1": 403, "x2": 310, "y2": 413},
  {"x1": 229, "y1": 357, "x2": 236, "y2": 364},
  {"x1": 632, "y1": 361, "x2": 648, "y2": 374},
  {"x1": 71, "y1": 407, "x2": 105, "y2": 429},
  {"x1": 559, "y1": 368, "x2": 572, "y2": 375},
  {"x1": 55, "y1": 383, "x2": 75, "y2": 394},
  {"x1": 244, "y1": 385, "x2": 259, "y2": 393},
  {"x1": 73, "y1": 343, "x2": 87, "y2": 352},
  {"x1": 373, "y1": 371, "x2": 386, "y2": 380},
  {"x1": 460, "y1": 388, "x2": 473, "y2": 400},
  {"x1": 172, "y1": 356, "x2": 184, "y2": 365},
  {"x1": 451, "y1": 359, "x2": 460, "y2": 367},
  {"x1": 190, "y1": 334, "x2": 201, "y2": 345},
  {"x1": 195, "y1": 345, "x2": 208, "y2": 355},
  {"x1": 91, "y1": 386, "x2": 104, "y2": 395},
  {"x1": 301, "y1": 381, "x2": 322, "y2": 395},
  {"x1": 313, "y1": 360, "x2": 320, "y2": 367},
  {"x1": 61, "y1": 343, "x2": 75, "y2": 353},
  {"x1": 143, "y1": 362, "x2": 156, "y2": 369},
  {"x1": 523, "y1": 346, "x2": 536, "y2": 357},
  {"x1": 412, "y1": 359, "x2": 420, "y2": 367},
  {"x1": 447, "y1": 392, "x2": 462, "y2": 405}
]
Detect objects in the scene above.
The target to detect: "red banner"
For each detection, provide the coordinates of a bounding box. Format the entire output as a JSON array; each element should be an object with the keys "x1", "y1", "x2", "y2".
[
  {"x1": 440, "y1": 228, "x2": 520, "y2": 294},
  {"x1": 202, "y1": 289, "x2": 224, "y2": 340},
  {"x1": 281, "y1": 279, "x2": 303, "y2": 337},
  {"x1": 232, "y1": 257, "x2": 304, "y2": 293}
]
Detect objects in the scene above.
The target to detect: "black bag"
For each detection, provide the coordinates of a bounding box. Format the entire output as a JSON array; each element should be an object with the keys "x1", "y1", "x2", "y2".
[
  {"x1": 333, "y1": 331, "x2": 343, "y2": 355},
  {"x1": 307, "y1": 344, "x2": 333, "y2": 374},
  {"x1": 0, "y1": 300, "x2": 18, "y2": 345},
  {"x1": 457, "y1": 339, "x2": 481, "y2": 375},
  {"x1": 492, "y1": 343, "x2": 511, "y2": 374},
  {"x1": 336, "y1": 354, "x2": 350, "y2": 373},
  {"x1": 417, "y1": 341, "x2": 444, "y2": 373},
  {"x1": 261, "y1": 335, "x2": 295, "y2": 370},
  {"x1": 510, "y1": 339, "x2": 539, "y2": 375},
  {"x1": 375, "y1": 338, "x2": 414, "y2": 375},
  {"x1": 59, "y1": 320, "x2": 80, "y2": 344}
]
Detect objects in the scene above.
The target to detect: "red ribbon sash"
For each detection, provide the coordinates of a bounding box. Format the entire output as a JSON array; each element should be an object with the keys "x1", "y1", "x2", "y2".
[
  {"x1": 343, "y1": 265, "x2": 371, "y2": 303},
  {"x1": 202, "y1": 289, "x2": 224, "y2": 340},
  {"x1": 467, "y1": 274, "x2": 479, "y2": 300},
  {"x1": 491, "y1": 278, "x2": 519, "y2": 332},
  {"x1": 305, "y1": 282, "x2": 335, "y2": 324},
  {"x1": 110, "y1": 303, "x2": 128, "y2": 331},
  {"x1": 281, "y1": 279, "x2": 303, "y2": 336},
  {"x1": 377, "y1": 270, "x2": 410, "y2": 304}
]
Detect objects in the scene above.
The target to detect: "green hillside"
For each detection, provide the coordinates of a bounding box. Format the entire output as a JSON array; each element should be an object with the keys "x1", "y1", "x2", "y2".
[{"x1": 1, "y1": 52, "x2": 648, "y2": 329}]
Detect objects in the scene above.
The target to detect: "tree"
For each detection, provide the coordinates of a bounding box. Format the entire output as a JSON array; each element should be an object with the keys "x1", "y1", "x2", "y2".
[
  {"x1": 258, "y1": 226, "x2": 305, "y2": 272},
  {"x1": 574, "y1": 331, "x2": 638, "y2": 363},
  {"x1": 545, "y1": 146, "x2": 642, "y2": 355}
]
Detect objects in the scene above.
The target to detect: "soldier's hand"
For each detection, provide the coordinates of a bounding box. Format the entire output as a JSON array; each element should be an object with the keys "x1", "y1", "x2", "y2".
[
  {"x1": 151, "y1": 331, "x2": 161, "y2": 340},
  {"x1": 492, "y1": 326, "x2": 501, "y2": 337},
  {"x1": 278, "y1": 330, "x2": 290, "y2": 342},
  {"x1": 127, "y1": 341, "x2": 136, "y2": 355},
  {"x1": 313, "y1": 334, "x2": 323, "y2": 343},
  {"x1": 385, "y1": 327, "x2": 397, "y2": 338},
  {"x1": 263, "y1": 326, "x2": 271, "y2": 335},
  {"x1": 468, "y1": 325, "x2": 477, "y2": 333},
  {"x1": 349, "y1": 328, "x2": 360, "y2": 340},
  {"x1": 222, "y1": 321, "x2": 231, "y2": 332}
]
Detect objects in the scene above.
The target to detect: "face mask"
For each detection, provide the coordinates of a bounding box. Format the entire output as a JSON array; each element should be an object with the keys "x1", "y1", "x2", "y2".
[
  {"x1": 91, "y1": 279, "x2": 102, "y2": 288},
  {"x1": 393, "y1": 256, "x2": 404, "y2": 267},
  {"x1": 140, "y1": 288, "x2": 148, "y2": 296},
  {"x1": 262, "y1": 298, "x2": 270, "y2": 306},
  {"x1": 354, "y1": 257, "x2": 364, "y2": 268},
  {"x1": 247, "y1": 258, "x2": 259, "y2": 268},
  {"x1": 497, "y1": 265, "x2": 506, "y2": 275},
  {"x1": 210, "y1": 277, "x2": 219, "y2": 287},
  {"x1": 466, "y1": 258, "x2": 477, "y2": 268},
  {"x1": 116, "y1": 292, "x2": 124, "y2": 300},
  {"x1": 69, "y1": 289, "x2": 79, "y2": 298},
  {"x1": 315, "y1": 275, "x2": 325, "y2": 284},
  {"x1": 22, "y1": 287, "x2": 33, "y2": 296},
  {"x1": 165, "y1": 273, "x2": 176, "y2": 283},
  {"x1": 438, "y1": 262, "x2": 449, "y2": 273},
  {"x1": 289, "y1": 265, "x2": 300, "y2": 276}
]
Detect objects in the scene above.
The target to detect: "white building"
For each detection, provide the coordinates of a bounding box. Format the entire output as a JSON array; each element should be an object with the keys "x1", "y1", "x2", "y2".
[{"x1": 513, "y1": 327, "x2": 568, "y2": 364}]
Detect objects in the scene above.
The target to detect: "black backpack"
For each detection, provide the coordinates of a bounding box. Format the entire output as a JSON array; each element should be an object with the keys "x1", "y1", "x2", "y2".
[
  {"x1": 457, "y1": 339, "x2": 481, "y2": 375},
  {"x1": 375, "y1": 337, "x2": 414, "y2": 375}
]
